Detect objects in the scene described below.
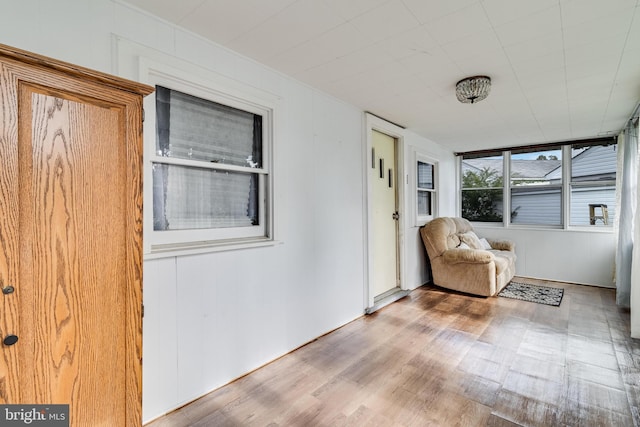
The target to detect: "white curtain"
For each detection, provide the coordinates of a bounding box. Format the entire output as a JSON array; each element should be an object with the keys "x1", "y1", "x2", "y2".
[
  {"x1": 616, "y1": 119, "x2": 639, "y2": 307},
  {"x1": 630, "y1": 116, "x2": 640, "y2": 338}
]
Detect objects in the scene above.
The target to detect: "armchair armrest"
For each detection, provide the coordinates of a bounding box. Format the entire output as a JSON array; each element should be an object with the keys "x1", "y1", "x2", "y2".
[
  {"x1": 487, "y1": 239, "x2": 515, "y2": 252},
  {"x1": 442, "y1": 248, "x2": 494, "y2": 265}
]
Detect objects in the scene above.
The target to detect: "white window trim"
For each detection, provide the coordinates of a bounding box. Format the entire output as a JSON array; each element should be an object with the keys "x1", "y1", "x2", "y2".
[
  {"x1": 138, "y1": 57, "x2": 280, "y2": 257},
  {"x1": 412, "y1": 150, "x2": 438, "y2": 227}
]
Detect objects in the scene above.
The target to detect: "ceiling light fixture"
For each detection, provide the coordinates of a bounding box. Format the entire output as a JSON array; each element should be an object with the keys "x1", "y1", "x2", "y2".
[{"x1": 455, "y1": 75, "x2": 491, "y2": 104}]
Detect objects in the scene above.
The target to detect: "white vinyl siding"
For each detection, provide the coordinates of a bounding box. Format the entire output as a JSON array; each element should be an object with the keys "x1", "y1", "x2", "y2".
[
  {"x1": 569, "y1": 144, "x2": 617, "y2": 227},
  {"x1": 570, "y1": 186, "x2": 616, "y2": 226},
  {"x1": 511, "y1": 188, "x2": 561, "y2": 225},
  {"x1": 571, "y1": 145, "x2": 617, "y2": 181}
]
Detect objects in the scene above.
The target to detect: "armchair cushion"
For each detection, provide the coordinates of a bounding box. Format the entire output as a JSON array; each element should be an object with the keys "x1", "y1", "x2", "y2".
[
  {"x1": 458, "y1": 231, "x2": 483, "y2": 249},
  {"x1": 479, "y1": 237, "x2": 492, "y2": 250}
]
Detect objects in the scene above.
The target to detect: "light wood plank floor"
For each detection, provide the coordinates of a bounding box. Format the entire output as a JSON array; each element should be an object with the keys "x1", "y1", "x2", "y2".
[{"x1": 146, "y1": 277, "x2": 640, "y2": 426}]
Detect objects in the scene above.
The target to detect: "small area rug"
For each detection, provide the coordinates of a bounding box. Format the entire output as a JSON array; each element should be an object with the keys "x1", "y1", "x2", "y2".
[{"x1": 498, "y1": 281, "x2": 564, "y2": 306}]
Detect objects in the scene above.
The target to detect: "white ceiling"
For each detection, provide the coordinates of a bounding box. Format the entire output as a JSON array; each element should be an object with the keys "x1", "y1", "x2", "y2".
[{"x1": 125, "y1": 0, "x2": 640, "y2": 152}]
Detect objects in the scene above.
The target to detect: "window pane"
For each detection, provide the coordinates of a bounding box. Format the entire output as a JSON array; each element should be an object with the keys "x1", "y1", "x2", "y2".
[
  {"x1": 153, "y1": 163, "x2": 259, "y2": 231},
  {"x1": 156, "y1": 86, "x2": 262, "y2": 168},
  {"x1": 571, "y1": 144, "x2": 616, "y2": 182},
  {"x1": 461, "y1": 154, "x2": 503, "y2": 222},
  {"x1": 462, "y1": 155, "x2": 503, "y2": 189},
  {"x1": 570, "y1": 185, "x2": 615, "y2": 226},
  {"x1": 461, "y1": 189, "x2": 503, "y2": 222},
  {"x1": 511, "y1": 148, "x2": 562, "y2": 186},
  {"x1": 510, "y1": 148, "x2": 562, "y2": 225},
  {"x1": 417, "y1": 190, "x2": 431, "y2": 216},
  {"x1": 570, "y1": 143, "x2": 617, "y2": 226},
  {"x1": 417, "y1": 161, "x2": 434, "y2": 189},
  {"x1": 511, "y1": 186, "x2": 561, "y2": 225}
]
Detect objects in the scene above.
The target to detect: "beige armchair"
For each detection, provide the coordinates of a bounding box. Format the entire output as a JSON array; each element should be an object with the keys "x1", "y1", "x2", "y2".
[{"x1": 420, "y1": 217, "x2": 516, "y2": 297}]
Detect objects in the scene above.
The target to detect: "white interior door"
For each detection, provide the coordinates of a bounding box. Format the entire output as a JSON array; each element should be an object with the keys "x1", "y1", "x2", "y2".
[{"x1": 371, "y1": 130, "x2": 399, "y2": 298}]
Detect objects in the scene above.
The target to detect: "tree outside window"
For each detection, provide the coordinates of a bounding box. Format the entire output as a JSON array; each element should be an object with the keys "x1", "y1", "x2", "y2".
[{"x1": 461, "y1": 156, "x2": 504, "y2": 222}]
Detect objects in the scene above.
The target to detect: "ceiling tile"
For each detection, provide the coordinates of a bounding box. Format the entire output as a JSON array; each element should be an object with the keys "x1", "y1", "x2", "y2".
[
  {"x1": 348, "y1": 0, "x2": 421, "y2": 44},
  {"x1": 331, "y1": 60, "x2": 414, "y2": 95},
  {"x1": 615, "y1": 48, "x2": 640, "y2": 83},
  {"x1": 375, "y1": 25, "x2": 440, "y2": 60},
  {"x1": 562, "y1": 10, "x2": 634, "y2": 50},
  {"x1": 566, "y1": 74, "x2": 616, "y2": 100},
  {"x1": 403, "y1": 0, "x2": 479, "y2": 24},
  {"x1": 226, "y1": 0, "x2": 345, "y2": 61},
  {"x1": 602, "y1": 100, "x2": 637, "y2": 126},
  {"x1": 452, "y1": 46, "x2": 512, "y2": 77},
  {"x1": 502, "y1": 33, "x2": 564, "y2": 64},
  {"x1": 179, "y1": 0, "x2": 297, "y2": 44},
  {"x1": 440, "y1": 29, "x2": 503, "y2": 61},
  {"x1": 321, "y1": 0, "x2": 388, "y2": 21},
  {"x1": 559, "y1": 0, "x2": 638, "y2": 27},
  {"x1": 294, "y1": 45, "x2": 395, "y2": 85},
  {"x1": 266, "y1": 23, "x2": 371, "y2": 74},
  {"x1": 398, "y1": 47, "x2": 456, "y2": 75},
  {"x1": 424, "y1": 2, "x2": 494, "y2": 45},
  {"x1": 481, "y1": 0, "x2": 559, "y2": 26},
  {"x1": 494, "y1": 5, "x2": 562, "y2": 47},
  {"x1": 509, "y1": 52, "x2": 566, "y2": 84},
  {"x1": 563, "y1": 34, "x2": 626, "y2": 79},
  {"x1": 624, "y1": 7, "x2": 640, "y2": 51}
]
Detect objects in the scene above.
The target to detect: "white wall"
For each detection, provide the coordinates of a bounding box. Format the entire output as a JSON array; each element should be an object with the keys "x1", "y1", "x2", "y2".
[
  {"x1": 474, "y1": 225, "x2": 616, "y2": 287},
  {"x1": 402, "y1": 132, "x2": 458, "y2": 290},
  {"x1": 0, "y1": 1, "x2": 454, "y2": 423}
]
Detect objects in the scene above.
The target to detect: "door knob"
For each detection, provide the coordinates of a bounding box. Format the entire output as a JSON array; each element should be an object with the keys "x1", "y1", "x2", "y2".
[
  {"x1": 2, "y1": 286, "x2": 14, "y2": 295},
  {"x1": 3, "y1": 335, "x2": 18, "y2": 346}
]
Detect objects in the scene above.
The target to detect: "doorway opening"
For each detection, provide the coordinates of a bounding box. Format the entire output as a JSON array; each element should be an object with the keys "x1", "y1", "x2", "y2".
[{"x1": 364, "y1": 115, "x2": 408, "y2": 313}]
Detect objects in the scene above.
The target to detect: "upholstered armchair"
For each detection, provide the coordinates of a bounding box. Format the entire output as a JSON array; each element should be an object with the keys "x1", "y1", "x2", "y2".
[{"x1": 420, "y1": 217, "x2": 516, "y2": 297}]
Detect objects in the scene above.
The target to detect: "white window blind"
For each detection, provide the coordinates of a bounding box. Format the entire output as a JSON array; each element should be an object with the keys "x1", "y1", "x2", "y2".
[
  {"x1": 417, "y1": 161, "x2": 434, "y2": 216},
  {"x1": 153, "y1": 86, "x2": 264, "y2": 232}
]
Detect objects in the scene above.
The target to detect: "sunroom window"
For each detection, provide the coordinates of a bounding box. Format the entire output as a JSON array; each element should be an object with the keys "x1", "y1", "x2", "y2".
[
  {"x1": 458, "y1": 137, "x2": 617, "y2": 230},
  {"x1": 461, "y1": 154, "x2": 504, "y2": 222},
  {"x1": 510, "y1": 147, "x2": 562, "y2": 226},
  {"x1": 569, "y1": 143, "x2": 617, "y2": 227}
]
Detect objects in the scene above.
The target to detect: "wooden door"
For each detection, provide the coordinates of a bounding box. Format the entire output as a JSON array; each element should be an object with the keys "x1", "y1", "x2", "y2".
[{"x1": 0, "y1": 45, "x2": 152, "y2": 426}]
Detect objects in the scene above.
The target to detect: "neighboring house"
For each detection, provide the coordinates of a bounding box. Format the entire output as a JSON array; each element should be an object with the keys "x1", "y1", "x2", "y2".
[{"x1": 462, "y1": 144, "x2": 617, "y2": 226}]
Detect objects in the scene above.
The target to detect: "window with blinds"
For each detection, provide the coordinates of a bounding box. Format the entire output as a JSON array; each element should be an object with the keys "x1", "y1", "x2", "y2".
[
  {"x1": 150, "y1": 85, "x2": 272, "y2": 248},
  {"x1": 414, "y1": 152, "x2": 437, "y2": 225}
]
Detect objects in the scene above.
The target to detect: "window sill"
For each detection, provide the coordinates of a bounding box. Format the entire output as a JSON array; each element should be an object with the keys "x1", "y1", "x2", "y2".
[
  {"x1": 144, "y1": 237, "x2": 282, "y2": 260},
  {"x1": 472, "y1": 222, "x2": 615, "y2": 234}
]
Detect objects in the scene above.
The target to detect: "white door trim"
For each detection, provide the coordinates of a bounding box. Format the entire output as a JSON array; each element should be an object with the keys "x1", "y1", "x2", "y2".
[{"x1": 363, "y1": 113, "x2": 406, "y2": 311}]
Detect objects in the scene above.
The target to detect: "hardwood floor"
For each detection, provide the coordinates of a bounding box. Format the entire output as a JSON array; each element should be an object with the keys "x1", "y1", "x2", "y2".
[{"x1": 145, "y1": 277, "x2": 640, "y2": 426}]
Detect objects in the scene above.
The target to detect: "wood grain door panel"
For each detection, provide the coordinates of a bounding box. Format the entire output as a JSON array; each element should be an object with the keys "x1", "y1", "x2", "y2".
[
  {"x1": 0, "y1": 45, "x2": 150, "y2": 426},
  {"x1": 19, "y1": 88, "x2": 127, "y2": 423}
]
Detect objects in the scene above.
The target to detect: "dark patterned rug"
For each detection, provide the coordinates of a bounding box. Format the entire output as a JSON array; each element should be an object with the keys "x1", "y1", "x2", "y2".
[{"x1": 498, "y1": 281, "x2": 564, "y2": 306}]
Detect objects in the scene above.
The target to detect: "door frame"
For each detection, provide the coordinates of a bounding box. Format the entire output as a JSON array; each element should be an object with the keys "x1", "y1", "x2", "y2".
[{"x1": 363, "y1": 113, "x2": 406, "y2": 312}]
